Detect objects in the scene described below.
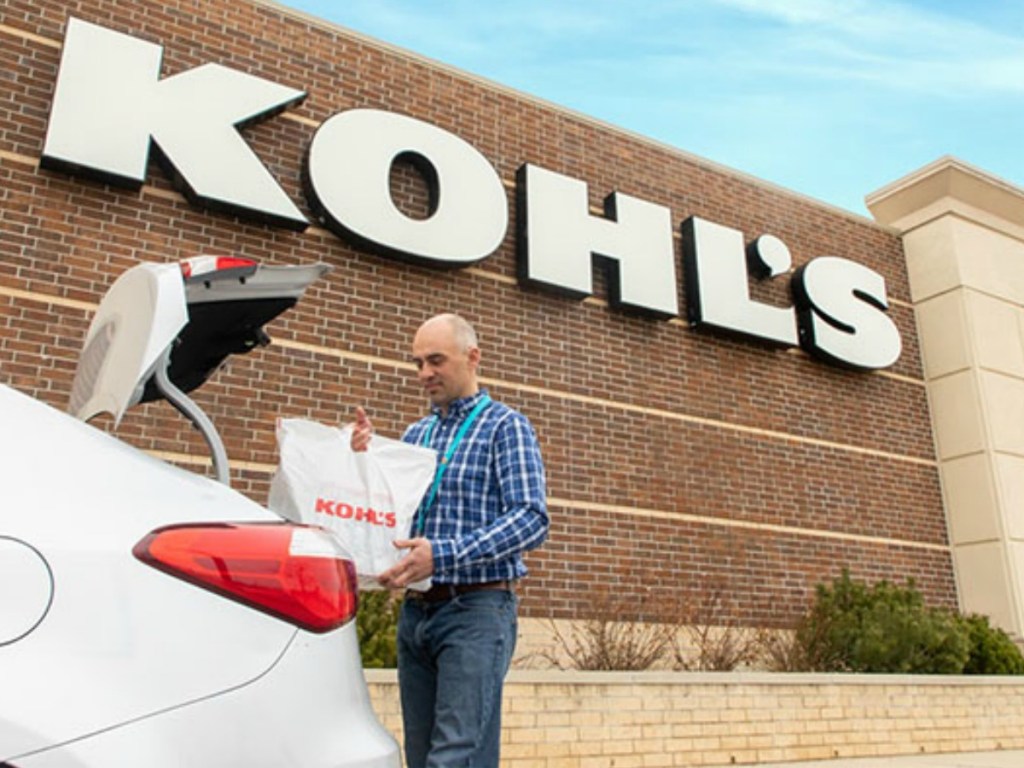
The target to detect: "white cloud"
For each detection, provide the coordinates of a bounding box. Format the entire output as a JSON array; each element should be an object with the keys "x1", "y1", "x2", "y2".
[{"x1": 707, "y1": 0, "x2": 1024, "y2": 95}]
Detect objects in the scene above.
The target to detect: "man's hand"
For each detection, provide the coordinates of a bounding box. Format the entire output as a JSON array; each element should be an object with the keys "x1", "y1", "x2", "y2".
[
  {"x1": 351, "y1": 406, "x2": 373, "y2": 452},
  {"x1": 377, "y1": 538, "x2": 434, "y2": 589}
]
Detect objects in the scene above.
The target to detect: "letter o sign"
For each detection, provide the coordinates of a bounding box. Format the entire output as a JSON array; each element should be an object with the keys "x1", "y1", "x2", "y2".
[{"x1": 305, "y1": 108, "x2": 508, "y2": 265}]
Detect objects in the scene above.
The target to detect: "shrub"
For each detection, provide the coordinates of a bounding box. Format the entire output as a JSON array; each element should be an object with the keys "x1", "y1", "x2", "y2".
[
  {"x1": 544, "y1": 615, "x2": 675, "y2": 671},
  {"x1": 537, "y1": 570, "x2": 1024, "y2": 675},
  {"x1": 673, "y1": 587, "x2": 760, "y2": 671},
  {"x1": 542, "y1": 576, "x2": 762, "y2": 672},
  {"x1": 541, "y1": 581, "x2": 679, "y2": 671},
  {"x1": 960, "y1": 613, "x2": 1024, "y2": 675},
  {"x1": 794, "y1": 570, "x2": 969, "y2": 674},
  {"x1": 755, "y1": 627, "x2": 815, "y2": 672},
  {"x1": 357, "y1": 590, "x2": 401, "y2": 668}
]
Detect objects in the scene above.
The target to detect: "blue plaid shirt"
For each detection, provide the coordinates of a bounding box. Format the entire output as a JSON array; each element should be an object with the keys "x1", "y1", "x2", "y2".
[{"x1": 402, "y1": 389, "x2": 548, "y2": 585}]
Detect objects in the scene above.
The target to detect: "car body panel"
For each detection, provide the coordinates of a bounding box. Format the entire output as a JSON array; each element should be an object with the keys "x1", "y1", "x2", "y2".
[
  {"x1": 0, "y1": 383, "x2": 297, "y2": 757},
  {"x1": 11, "y1": 630, "x2": 397, "y2": 768}
]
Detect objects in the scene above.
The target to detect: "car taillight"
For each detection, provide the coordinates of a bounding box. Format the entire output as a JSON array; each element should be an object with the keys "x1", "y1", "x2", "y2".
[
  {"x1": 133, "y1": 523, "x2": 358, "y2": 633},
  {"x1": 179, "y1": 255, "x2": 257, "y2": 281}
]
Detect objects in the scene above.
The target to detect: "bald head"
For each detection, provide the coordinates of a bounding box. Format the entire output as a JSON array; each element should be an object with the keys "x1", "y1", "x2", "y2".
[
  {"x1": 412, "y1": 313, "x2": 481, "y2": 413},
  {"x1": 419, "y1": 313, "x2": 478, "y2": 352}
]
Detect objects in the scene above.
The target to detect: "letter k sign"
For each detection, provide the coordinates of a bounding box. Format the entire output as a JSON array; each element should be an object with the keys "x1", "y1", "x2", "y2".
[{"x1": 42, "y1": 17, "x2": 308, "y2": 229}]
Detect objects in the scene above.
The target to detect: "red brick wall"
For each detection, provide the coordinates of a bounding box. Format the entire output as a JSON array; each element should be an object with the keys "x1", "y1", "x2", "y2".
[{"x1": 0, "y1": 0, "x2": 954, "y2": 625}]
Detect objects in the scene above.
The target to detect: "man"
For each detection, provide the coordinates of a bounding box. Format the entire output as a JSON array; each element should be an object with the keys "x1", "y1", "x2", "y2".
[{"x1": 351, "y1": 312, "x2": 548, "y2": 768}]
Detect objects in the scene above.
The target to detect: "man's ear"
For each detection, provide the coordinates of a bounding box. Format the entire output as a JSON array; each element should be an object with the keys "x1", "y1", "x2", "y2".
[{"x1": 467, "y1": 346, "x2": 481, "y2": 370}]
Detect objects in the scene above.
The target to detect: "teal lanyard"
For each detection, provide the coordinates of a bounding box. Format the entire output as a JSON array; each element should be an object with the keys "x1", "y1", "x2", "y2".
[{"x1": 415, "y1": 394, "x2": 491, "y2": 534}]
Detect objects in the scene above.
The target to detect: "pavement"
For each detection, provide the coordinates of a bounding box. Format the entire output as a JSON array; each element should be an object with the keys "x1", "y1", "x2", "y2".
[{"x1": 755, "y1": 750, "x2": 1024, "y2": 768}]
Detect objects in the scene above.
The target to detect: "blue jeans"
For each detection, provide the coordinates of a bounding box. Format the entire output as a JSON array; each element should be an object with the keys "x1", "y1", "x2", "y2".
[{"x1": 397, "y1": 589, "x2": 518, "y2": 768}]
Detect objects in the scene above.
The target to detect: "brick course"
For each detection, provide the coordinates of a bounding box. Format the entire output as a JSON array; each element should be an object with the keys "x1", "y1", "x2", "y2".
[{"x1": 0, "y1": 0, "x2": 955, "y2": 627}]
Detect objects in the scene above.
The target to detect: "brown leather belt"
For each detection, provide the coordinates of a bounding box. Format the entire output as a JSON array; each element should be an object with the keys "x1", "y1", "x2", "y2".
[{"x1": 406, "y1": 580, "x2": 511, "y2": 604}]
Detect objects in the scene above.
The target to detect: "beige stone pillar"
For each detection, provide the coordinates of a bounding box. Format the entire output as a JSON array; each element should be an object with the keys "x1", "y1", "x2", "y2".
[{"x1": 867, "y1": 156, "x2": 1024, "y2": 637}]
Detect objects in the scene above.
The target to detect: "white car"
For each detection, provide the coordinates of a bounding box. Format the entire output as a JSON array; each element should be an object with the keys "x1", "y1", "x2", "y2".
[{"x1": 0, "y1": 258, "x2": 400, "y2": 767}]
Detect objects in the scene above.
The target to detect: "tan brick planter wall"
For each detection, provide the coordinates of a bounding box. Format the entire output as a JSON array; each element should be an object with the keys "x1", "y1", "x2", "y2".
[{"x1": 366, "y1": 670, "x2": 1024, "y2": 767}]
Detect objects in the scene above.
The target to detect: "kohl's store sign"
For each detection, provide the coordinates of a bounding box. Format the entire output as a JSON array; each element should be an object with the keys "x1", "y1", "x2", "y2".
[{"x1": 42, "y1": 18, "x2": 901, "y2": 372}]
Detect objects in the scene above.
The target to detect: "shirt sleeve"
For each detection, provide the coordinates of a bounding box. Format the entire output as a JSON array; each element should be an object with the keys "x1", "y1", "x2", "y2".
[{"x1": 431, "y1": 411, "x2": 548, "y2": 574}]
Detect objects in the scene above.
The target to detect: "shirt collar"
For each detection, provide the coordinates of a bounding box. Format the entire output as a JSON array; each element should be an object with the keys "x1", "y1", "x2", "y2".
[{"x1": 431, "y1": 388, "x2": 489, "y2": 419}]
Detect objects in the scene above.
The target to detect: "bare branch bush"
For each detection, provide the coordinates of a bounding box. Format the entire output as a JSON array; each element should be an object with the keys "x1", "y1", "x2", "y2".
[
  {"x1": 672, "y1": 584, "x2": 761, "y2": 671},
  {"x1": 750, "y1": 626, "x2": 811, "y2": 672},
  {"x1": 538, "y1": 574, "x2": 779, "y2": 672},
  {"x1": 540, "y1": 582, "x2": 678, "y2": 671}
]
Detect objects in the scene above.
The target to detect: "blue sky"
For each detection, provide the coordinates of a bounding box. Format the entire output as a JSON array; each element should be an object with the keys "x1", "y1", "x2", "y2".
[{"x1": 277, "y1": 0, "x2": 1024, "y2": 217}]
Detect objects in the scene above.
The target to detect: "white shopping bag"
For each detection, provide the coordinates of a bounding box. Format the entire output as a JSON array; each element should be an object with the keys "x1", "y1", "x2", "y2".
[{"x1": 268, "y1": 418, "x2": 436, "y2": 590}]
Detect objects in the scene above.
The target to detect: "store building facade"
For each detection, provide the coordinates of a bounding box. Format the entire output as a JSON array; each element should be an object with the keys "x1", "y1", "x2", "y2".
[{"x1": 3, "y1": 0, "x2": 1024, "y2": 647}]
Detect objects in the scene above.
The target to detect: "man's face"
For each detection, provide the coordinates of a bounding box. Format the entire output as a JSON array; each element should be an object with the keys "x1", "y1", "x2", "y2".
[{"x1": 411, "y1": 319, "x2": 480, "y2": 410}]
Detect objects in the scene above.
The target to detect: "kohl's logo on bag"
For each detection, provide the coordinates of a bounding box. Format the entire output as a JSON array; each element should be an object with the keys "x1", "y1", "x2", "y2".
[
  {"x1": 315, "y1": 498, "x2": 397, "y2": 529},
  {"x1": 268, "y1": 417, "x2": 435, "y2": 587}
]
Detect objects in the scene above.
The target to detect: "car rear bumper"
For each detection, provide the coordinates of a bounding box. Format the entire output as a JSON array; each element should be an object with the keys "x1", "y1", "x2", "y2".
[{"x1": 6, "y1": 625, "x2": 400, "y2": 768}]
